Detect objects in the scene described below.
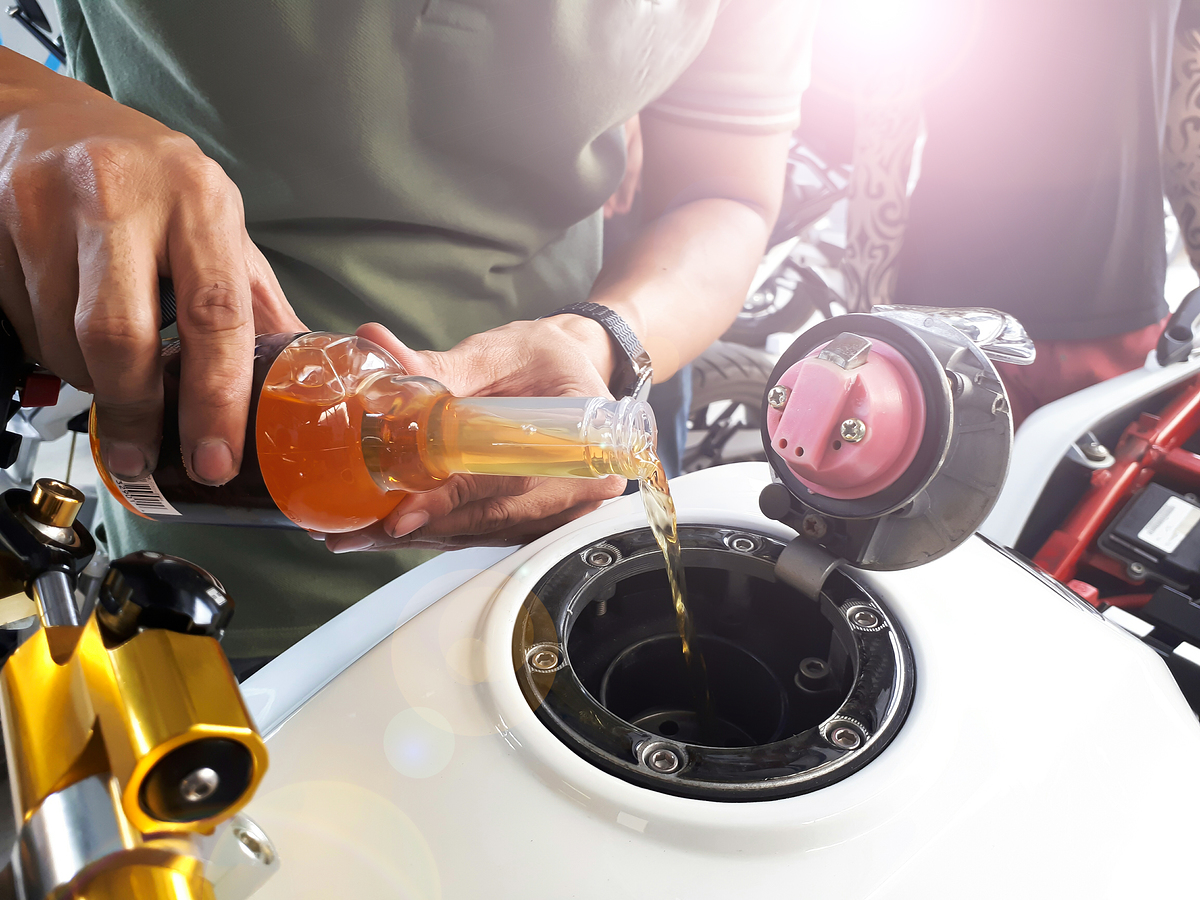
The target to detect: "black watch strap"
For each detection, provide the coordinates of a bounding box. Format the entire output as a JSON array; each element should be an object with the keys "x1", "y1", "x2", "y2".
[{"x1": 547, "y1": 302, "x2": 653, "y2": 401}]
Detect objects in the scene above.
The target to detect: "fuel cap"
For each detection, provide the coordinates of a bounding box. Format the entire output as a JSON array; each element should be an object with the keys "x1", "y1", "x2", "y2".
[
  {"x1": 760, "y1": 308, "x2": 1017, "y2": 570},
  {"x1": 766, "y1": 333, "x2": 927, "y2": 500}
]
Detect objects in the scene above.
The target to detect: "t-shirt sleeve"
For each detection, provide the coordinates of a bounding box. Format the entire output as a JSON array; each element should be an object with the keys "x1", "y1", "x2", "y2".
[{"x1": 644, "y1": 0, "x2": 819, "y2": 134}]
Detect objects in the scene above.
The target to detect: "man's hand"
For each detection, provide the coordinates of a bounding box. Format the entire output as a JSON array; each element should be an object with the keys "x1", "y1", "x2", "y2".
[
  {"x1": 0, "y1": 49, "x2": 303, "y2": 485},
  {"x1": 320, "y1": 319, "x2": 627, "y2": 552},
  {"x1": 603, "y1": 115, "x2": 643, "y2": 219}
]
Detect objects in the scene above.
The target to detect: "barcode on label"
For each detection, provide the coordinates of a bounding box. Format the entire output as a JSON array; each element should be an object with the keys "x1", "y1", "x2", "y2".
[{"x1": 112, "y1": 474, "x2": 182, "y2": 517}]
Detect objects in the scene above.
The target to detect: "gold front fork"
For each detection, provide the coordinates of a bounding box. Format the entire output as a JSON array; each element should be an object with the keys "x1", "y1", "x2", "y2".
[{"x1": 0, "y1": 479, "x2": 271, "y2": 899}]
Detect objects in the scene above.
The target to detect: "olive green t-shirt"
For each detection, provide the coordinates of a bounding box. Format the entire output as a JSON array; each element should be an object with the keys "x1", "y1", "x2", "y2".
[{"x1": 60, "y1": 0, "x2": 815, "y2": 657}]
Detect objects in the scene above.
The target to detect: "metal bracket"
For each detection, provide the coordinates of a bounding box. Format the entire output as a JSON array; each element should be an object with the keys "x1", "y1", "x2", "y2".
[{"x1": 774, "y1": 537, "x2": 843, "y2": 600}]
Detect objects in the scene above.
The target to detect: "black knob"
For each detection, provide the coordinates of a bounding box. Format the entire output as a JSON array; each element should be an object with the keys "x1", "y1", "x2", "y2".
[
  {"x1": 758, "y1": 482, "x2": 796, "y2": 522},
  {"x1": 97, "y1": 551, "x2": 233, "y2": 642}
]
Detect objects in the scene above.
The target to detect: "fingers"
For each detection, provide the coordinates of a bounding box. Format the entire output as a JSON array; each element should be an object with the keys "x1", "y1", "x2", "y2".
[
  {"x1": 403, "y1": 498, "x2": 610, "y2": 549},
  {"x1": 382, "y1": 474, "x2": 545, "y2": 536},
  {"x1": 326, "y1": 317, "x2": 632, "y2": 554},
  {"x1": 7, "y1": 175, "x2": 90, "y2": 384},
  {"x1": 0, "y1": 256, "x2": 43, "y2": 365},
  {"x1": 323, "y1": 475, "x2": 626, "y2": 553},
  {"x1": 354, "y1": 322, "x2": 499, "y2": 397},
  {"x1": 322, "y1": 473, "x2": 529, "y2": 553},
  {"x1": 75, "y1": 226, "x2": 164, "y2": 478},
  {"x1": 246, "y1": 238, "x2": 305, "y2": 333},
  {"x1": 355, "y1": 322, "x2": 412, "y2": 367},
  {"x1": 0, "y1": 64, "x2": 291, "y2": 486},
  {"x1": 167, "y1": 162, "x2": 255, "y2": 485},
  {"x1": 355, "y1": 319, "x2": 612, "y2": 400},
  {"x1": 324, "y1": 493, "x2": 614, "y2": 553}
]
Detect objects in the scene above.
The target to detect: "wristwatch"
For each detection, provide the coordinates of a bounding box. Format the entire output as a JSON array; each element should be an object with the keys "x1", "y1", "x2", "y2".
[{"x1": 547, "y1": 302, "x2": 653, "y2": 401}]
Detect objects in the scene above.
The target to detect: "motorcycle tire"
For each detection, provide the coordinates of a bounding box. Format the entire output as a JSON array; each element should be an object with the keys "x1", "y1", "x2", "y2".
[{"x1": 684, "y1": 341, "x2": 776, "y2": 473}]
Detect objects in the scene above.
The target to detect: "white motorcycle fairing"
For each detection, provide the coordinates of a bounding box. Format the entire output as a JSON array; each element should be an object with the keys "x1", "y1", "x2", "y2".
[{"x1": 239, "y1": 463, "x2": 1200, "y2": 899}]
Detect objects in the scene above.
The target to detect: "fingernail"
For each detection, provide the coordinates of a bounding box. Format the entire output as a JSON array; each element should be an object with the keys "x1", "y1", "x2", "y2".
[
  {"x1": 327, "y1": 533, "x2": 375, "y2": 554},
  {"x1": 191, "y1": 439, "x2": 235, "y2": 485},
  {"x1": 307, "y1": 531, "x2": 327, "y2": 542},
  {"x1": 388, "y1": 510, "x2": 429, "y2": 539},
  {"x1": 106, "y1": 442, "x2": 149, "y2": 479}
]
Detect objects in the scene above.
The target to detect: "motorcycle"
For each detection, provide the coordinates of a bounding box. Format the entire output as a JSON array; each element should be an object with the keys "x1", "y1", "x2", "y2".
[
  {"x1": 218, "y1": 306, "x2": 1196, "y2": 897},
  {"x1": 981, "y1": 288, "x2": 1200, "y2": 711}
]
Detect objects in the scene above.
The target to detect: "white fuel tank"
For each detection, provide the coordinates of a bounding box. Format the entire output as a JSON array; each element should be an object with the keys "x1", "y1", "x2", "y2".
[{"x1": 239, "y1": 463, "x2": 1200, "y2": 899}]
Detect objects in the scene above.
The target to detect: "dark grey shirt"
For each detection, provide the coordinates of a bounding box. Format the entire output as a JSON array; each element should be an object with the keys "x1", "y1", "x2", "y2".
[
  {"x1": 55, "y1": 0, "x2": 816, "y2": 656},
  {"x1": 896, "y1": 0, "x2": 1188, "y2": 341}
]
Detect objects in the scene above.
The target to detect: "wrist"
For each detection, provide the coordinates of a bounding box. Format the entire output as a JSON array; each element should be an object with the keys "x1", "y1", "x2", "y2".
[
  {"x1": 544, "y1": 302, "x2": 653, "y2": 400},
  {"x1": 547, "y1": 313, "x2": 617, "y2": 385}
]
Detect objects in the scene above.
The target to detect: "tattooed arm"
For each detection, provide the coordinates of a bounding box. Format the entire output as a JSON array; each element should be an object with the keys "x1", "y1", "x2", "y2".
[
  {"x1": 841, "y1": 64, "x2": 922, "y2": 312},
  {"x1": 1165, "y1": 16, "x2": 1200, "y2": 271}
]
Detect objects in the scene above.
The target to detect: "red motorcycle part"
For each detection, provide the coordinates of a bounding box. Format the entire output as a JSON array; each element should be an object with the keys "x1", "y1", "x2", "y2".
[
  {"x1": 17, "y1": 372, "x2": 61, "y2": 408},
  {"x1": 1033, "y1": 373, "x2": 1200, "y2": 584}
]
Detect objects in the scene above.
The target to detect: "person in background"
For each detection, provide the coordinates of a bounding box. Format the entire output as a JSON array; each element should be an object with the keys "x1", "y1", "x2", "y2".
[
  {"x1": 842, "y1": 0, "x2": 1200, "y2": 427},
  {"x1": 0, "y1": 2, "x2": 816, "y2": 669}
]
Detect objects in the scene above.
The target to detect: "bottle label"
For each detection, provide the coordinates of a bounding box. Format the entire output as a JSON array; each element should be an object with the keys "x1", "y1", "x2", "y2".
[
  {"x1": 99, "y1": 334, "x2": 300, "y2": 527},
  {"x1": 110, "y1": 473, "x2": 183, "y2": 517}
]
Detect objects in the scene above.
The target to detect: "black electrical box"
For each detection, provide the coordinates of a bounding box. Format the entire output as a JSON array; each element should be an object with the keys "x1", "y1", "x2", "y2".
[
  {"x1": 1140, "y1": 584, "x2": 1200, "y2": 646},
  {"x1": 1098, "y1": 483, "x2": 1200, "y2": 590}
]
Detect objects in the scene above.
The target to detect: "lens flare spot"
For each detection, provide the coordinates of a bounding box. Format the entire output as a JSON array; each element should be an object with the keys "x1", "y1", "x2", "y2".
[{"x1": 384, "y1": 707, "x2": 455, "y2": 778}]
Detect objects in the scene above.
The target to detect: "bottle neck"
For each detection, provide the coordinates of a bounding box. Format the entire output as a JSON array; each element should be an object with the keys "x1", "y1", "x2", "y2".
[{"x1": 361, "y1": 379, "x2": 659, "y2": 491}]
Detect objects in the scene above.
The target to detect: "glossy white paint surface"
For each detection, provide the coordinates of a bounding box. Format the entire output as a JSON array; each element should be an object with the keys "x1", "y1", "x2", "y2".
[
  {"x1": 244, "y1": 464, "x2": 1200, "y2": 899},
  {"x1": 981, "y1": 356, "x2": 1200, "y2": 547},
  {"x1": 242, "y1": 544, "x2": 518, "y2": 737}
]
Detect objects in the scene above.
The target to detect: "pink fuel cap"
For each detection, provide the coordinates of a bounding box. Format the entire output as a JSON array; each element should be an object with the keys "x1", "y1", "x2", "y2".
[{"x1": 765, "y1": 333, "x2": 926, "y2": 501}]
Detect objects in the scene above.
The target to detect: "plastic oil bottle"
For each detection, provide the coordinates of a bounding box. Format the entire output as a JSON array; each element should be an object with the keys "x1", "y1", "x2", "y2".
[{"x1": 91, "y1": 332, "x2": 658, "y2": 533}]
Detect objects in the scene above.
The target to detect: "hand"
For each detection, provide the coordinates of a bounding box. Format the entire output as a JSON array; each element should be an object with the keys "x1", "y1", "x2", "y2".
[
  {"x1": 322, "y1": 318, "x2": 628, "y2": 552},
  {"x1": 603, "y1": 114, "x2": 643, "y2": 219},
  {"x1": 0, "y1": 49, "x2": 304, "y2": 485}
]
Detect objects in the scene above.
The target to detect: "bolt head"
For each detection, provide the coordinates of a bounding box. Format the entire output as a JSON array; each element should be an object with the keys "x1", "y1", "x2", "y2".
[
  {"x1": 850, "y1": 608, "x2": 880, "y2": 628},
  {"x1": 179, "y1": 767, "x2": 220, "y2": 803},
  {"x1": 839, "y1": 418, "x2": 867, "y2": 443},
  {"x1": 828, "y1": 725, "x2": 862, "y2": 750},
  {"x1": 800, "y1": 514, "x2": 827, "y2": 540},
  {"x1": 799, "y1": 657, "x2": 829, "y2": 678},
  {"x1": 729, "y1": 535, "x2": 757, "y2": 552},
  {"x1": 586, "y1": 548, "x2": 614, "y2": 567},
  {"x1": 767, "y1": 384, "x2": 791, "y2": 409},
  {"x1": 529, "y1": 645, "x2": 561, "y2": 671},
  {"x1": 648, "y1": 747, "x2": 681, "y2": 773}
]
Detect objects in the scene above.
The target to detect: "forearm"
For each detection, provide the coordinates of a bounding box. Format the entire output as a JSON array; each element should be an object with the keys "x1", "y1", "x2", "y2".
[
  {"x1": 584, "y1": 197, "x2": 771, "y2": 380},
  {"x1": 565, "y1": 116, "x2": 788, "y2": 383},
  {"x1": 841, "y1": 72, "x2": 921, "y2": 312},
  {"x1": 1165, "y1": 27, "x2": 1200, "y2": 270}
]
